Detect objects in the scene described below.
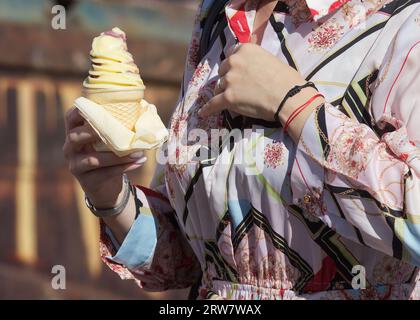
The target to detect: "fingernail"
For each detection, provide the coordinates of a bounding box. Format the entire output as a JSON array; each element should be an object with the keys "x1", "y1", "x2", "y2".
[
  {"x1": 129, "y1": 151, "x2": 144, "y2": 159},
  {"x1": 134, "y1": 156, "x2": 147, "y2": 164}
]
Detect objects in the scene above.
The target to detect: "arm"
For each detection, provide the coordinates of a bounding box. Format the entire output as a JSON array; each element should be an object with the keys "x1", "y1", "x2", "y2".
[
  {"x1": 63, "y1": 109, "x2": 201, "y2": 291},
  {"x1": 289, "y1": 9, "x2": 420, "y2": 265},
  {"x1": 99, "y1": 178, "x2": 201, "y2": 291}
]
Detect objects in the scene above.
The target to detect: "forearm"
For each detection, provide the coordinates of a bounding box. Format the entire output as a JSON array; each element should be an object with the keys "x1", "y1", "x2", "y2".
[
  {"x1": 278, "y1": 86, "x2": 325, "y2": 144},
  {"x1": 88, "y1": 175, "x2": 137, "y2": 245},
  {"x1": 98, "y1": 184, "x2": 202, "y2": 291},
  {"x1": 101, "y1": 191, "x2": 136, "y2": 244}
]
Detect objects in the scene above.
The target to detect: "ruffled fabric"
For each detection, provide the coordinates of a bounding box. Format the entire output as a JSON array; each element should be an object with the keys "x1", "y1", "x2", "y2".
[{"x1": 380, "y1": 115, "x2": 420, "y2": 177}]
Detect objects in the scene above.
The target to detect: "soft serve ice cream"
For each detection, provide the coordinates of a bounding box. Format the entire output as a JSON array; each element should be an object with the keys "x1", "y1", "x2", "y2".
[
  {"x1": 84, "y1": 28, "x2": 144, "y2": 91},
  {"x1": 83, "y1": 27, "x2": 145, "y2": 131},
  {"x1": 74, "y1": 27, "x2": 168, "y2": 156}
]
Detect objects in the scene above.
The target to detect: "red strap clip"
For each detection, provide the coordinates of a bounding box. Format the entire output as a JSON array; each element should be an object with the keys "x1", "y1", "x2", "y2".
[{"x1": 227, "y1": 4, "x2": 251, "y2": 43}]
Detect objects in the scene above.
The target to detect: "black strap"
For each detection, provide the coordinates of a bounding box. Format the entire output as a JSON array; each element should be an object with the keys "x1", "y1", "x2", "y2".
[
  {"x1": 199, "y1": 0, "x2": 229, "y2": 61},
  {"x1": 274, "y1": 82, "x2": 318, "y2": 123}
]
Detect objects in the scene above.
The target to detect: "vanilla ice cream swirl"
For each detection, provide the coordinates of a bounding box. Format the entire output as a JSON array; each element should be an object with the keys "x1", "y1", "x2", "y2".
[{"x1": 83, "y1": 27, "x2": 145, "y2": 90}]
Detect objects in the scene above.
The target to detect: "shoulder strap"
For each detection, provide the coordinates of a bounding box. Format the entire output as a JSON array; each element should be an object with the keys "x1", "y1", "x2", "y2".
[{"x1": 199, "y1": 0, "x2": 229, "y2": 61}]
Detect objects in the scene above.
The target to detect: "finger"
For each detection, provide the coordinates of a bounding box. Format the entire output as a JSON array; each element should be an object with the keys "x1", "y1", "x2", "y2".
[
  {"x1": 226, "y1": 42, "x2": 242, "y2": 57},
  {"x1": 63, "y1": 124, "x2": 98, "y2": 158},
  {"x1": 80, "y1": 161, "x2": 146, "y2": 187},
  {"x1": 83, "y1": 143, "x2": 96, "y2": 154},
  {"x1": 214, "y1": 77, "x2": 226, "y2": 96},
  {"x1": 71, "y1": 151, "x2": 146, "y2": 175},
  {"x1": 218, "y1": 58, "x2": 231, "y2": 77},
  {"x1": 198, "y1": 93, "x2": 227, "y2": 117},
  {"x1": 65, "y1": 107, "x2": 85, "y2": 132},
  {"x1": 67, "y1": 123, "x2": 98, "y2": 147},
  {"x1": 218, "y1": 46, "x2": 242, "y2": 77}
]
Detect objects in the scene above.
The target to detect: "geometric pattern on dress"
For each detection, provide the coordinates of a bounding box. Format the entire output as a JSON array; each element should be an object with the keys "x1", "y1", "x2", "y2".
[
  {"x1": 204, "y1": 240, "x2": 239, "y2": 283},
  {"x1": 229, "y1": 205, "x2": 315, "y2": 291},
  {"x1": 289, "y1": 204, "x2": 363, "y2": 289}
]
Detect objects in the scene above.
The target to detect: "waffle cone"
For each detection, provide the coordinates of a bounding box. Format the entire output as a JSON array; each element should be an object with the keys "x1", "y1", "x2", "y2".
[
  {"x1": 83, "y1": 88, "x2": 145, "y2": 131},
  {"x1": 101, "y1": 101, "x2": 142, "y2": 131}
]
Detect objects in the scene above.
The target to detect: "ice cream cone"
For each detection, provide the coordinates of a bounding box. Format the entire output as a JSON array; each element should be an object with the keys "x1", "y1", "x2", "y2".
[
  {"x1": 83, "y1": 88, "x2": 145, "y2": 131},
  {"x1": 102, "y1": 102, "x2": 142, "y2": 131},
  {"x1": 82, "y1": 27, "x2": 147, "y2": 131},
  {"x1": 75, "y1": 27, "x2": 169, "y2": 155}
]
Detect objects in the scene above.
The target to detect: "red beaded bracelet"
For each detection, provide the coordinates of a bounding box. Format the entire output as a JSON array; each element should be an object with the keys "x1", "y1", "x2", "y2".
[{"x1": 283, "y1": 93, "x2": 324, "y2": 134}]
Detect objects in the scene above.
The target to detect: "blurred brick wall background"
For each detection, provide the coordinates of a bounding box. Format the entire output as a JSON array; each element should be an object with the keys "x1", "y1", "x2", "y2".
[{"x1": 0, "y1": 0, "x2": 199, "y2": 299}]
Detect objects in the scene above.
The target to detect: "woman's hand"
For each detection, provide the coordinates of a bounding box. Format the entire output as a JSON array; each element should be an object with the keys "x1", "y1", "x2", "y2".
[
  {"x1": 63, "y1": 107, "x2": 149, "y2": 242},
  {"x1": 63, "y1": 107, "x2": 147, "y2": 209},
  {"x1": 199, "y1": 43, "x2": 325, "y2": 142}
]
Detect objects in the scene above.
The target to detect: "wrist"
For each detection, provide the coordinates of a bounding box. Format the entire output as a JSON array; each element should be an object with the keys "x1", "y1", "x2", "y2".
[
  {"x1": 86, "y1": 175, "x2": 125, "y2": 209},
  {"x1": 85, "y1": 175, "x2": 131, "y2": 218},
  {"x1": 88, "y1": 189, "x2": 125, "y2": 209},
  {"x1": 273, "y1": 81, "x2": 316, "y2": 123},
  {"x1": 280, "y1": 89, "x2": 325, "y2": 143},
  {"x1": 279, "y1": 87, "x2": 321, "y2": 125}
]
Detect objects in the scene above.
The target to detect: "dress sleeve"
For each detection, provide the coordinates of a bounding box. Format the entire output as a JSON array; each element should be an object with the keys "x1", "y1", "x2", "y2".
[
  {"x1": 99, "y1": 169, "x2": 201, "y2": 291},
  {"x1": 290, "y1": 9, "x2": 420, "y2": 266}
]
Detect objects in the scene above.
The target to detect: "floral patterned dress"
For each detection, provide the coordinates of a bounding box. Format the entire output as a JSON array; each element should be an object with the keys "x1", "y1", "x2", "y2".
[{"x1": 99, "y1": 0, "x2": 420, "y2": 300}]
